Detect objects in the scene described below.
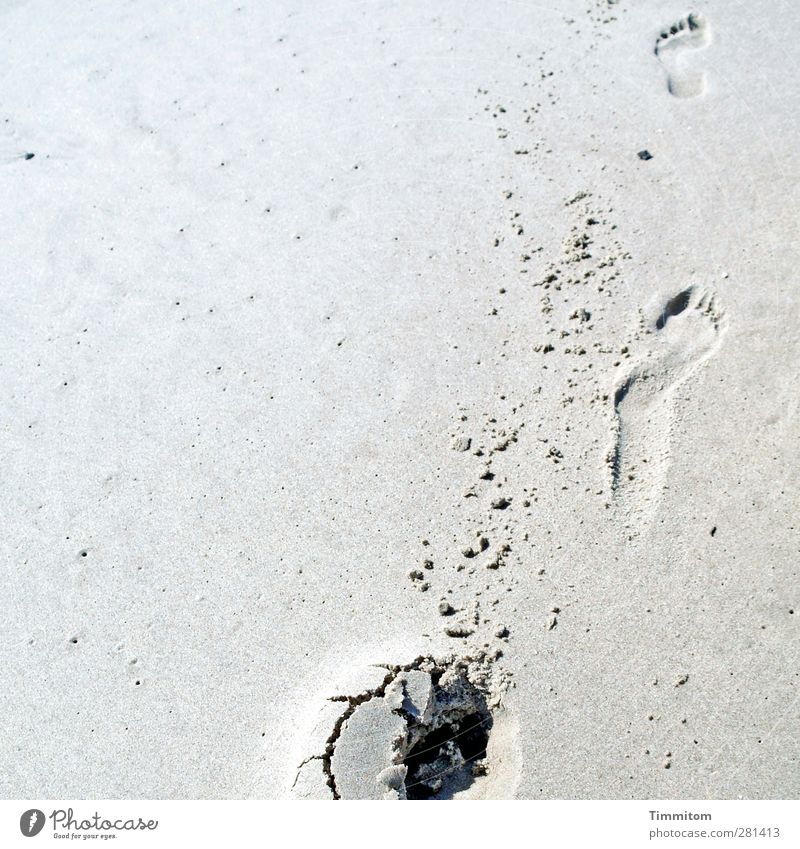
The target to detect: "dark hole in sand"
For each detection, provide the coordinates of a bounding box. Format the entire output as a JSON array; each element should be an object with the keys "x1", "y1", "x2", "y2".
[{"x1": 404, "y1": 711, "x2": 491, "y2": 800}]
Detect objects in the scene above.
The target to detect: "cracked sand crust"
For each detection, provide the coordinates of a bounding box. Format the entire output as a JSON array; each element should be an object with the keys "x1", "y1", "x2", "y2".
[{"x1": 291, "y1": 652, "x2": 514, "y2": 800}]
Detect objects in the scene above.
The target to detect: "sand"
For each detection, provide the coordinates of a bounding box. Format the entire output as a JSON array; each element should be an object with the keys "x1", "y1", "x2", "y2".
[{"x1": 1, "y1": 0, "x2": 798, "y2": 800}]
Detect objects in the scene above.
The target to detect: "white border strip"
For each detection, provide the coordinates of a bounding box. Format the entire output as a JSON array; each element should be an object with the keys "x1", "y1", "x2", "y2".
[{"x1": 1, "y1": 800, "x2": 797, "y2": 848}]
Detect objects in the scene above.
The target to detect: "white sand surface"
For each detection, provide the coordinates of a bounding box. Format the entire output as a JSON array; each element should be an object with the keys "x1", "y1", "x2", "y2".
[{"x1": 1, "y1": 0, "x2": 798, "y2": 799}]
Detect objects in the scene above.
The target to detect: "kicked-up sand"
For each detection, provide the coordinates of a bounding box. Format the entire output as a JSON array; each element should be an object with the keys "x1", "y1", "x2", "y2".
[{"x1": 0, "y1": 0, "x2": 798, "y2": 799}]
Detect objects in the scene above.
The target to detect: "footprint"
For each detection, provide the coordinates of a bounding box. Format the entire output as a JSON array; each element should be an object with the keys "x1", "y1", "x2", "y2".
[
  {"x1": 609, "y1": 286, "x2": 726, "y2": 519},
  {"x1": 654, "y1": 13, "x2": 711, "y2": 98},
  {"x1": 289, "y1": 653, "x2": 518, "y2": 800}
]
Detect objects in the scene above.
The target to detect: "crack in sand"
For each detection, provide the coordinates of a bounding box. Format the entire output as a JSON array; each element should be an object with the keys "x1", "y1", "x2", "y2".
[{"x1": 318, "y1": 665, "x2": 404, "y2": 800}]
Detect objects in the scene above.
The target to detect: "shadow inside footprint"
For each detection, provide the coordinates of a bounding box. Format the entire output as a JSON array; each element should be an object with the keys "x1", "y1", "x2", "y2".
[
  {"x1": 655, "y1": 286, "x2": 693, "y2": 329},
  {"x1": 403, "y1": 695, "x2": 492, "y2": 800},
  {"x1": 613, "y1": 372, "x2": 636, "y2": 408}
]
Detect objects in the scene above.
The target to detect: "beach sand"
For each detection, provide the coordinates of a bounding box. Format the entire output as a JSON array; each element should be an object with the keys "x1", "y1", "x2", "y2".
[{"x1": 1, "y1": 0, "x2": 797, "y2": 799}]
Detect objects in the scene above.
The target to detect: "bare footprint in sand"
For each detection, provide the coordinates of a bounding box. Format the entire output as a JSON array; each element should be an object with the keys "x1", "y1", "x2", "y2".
[
  {"x1": 655, "y1": 13, "x2": 711, "y2": 98},
  {"x1": 609, "y1": 286, "x2": 726, "y2": 520}
]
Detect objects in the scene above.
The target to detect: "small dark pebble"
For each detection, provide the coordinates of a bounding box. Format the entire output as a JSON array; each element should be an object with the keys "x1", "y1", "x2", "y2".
[{"x1": 637, "y1": 150, "x2": 653, "y2": 161}]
